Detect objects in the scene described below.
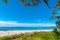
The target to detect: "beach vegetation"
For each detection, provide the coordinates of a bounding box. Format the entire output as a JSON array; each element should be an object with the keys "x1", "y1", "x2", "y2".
[{"x1": 0, "y1": 30, "x2": 60, "y2": 40}]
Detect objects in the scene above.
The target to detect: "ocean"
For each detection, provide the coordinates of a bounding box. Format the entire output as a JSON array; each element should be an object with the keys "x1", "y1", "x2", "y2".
[{"x1": 0, "y1": 27, "x2": 54, "y2": 31}]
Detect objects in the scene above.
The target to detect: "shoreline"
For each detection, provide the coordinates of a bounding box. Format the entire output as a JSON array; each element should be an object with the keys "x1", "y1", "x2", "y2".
[{"x1": 0, "y1": 30, "x2": 53, "y2": 37}]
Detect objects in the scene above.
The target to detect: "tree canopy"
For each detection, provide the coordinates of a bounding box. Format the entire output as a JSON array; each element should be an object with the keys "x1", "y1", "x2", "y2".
[
  {"x1": 2, "y1": 0, "x2": 60, "y2": 8},
  {"x1": 2, "y1": 0, "x2": 60, "y2": 20}
]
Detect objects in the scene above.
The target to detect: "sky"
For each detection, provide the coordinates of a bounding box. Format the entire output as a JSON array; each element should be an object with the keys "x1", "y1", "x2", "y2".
[{"x1": 0, "y1": 0, "x2": 58, "y2": 27}]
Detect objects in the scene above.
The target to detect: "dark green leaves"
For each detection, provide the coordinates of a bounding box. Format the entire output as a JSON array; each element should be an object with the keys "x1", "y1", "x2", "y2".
[
  {"x1": 3, "y1": 0, "x2": 8, "y2": 4},
  {"x1": 56, "y1": 0, "x2": 60, "y2": 6},
  {"x1": 2, "y1": 0, "x2": 60, "y2": 8},
  {"x1": 44, "y1": 0, "x2": 50, "y2": 8},
  {"x1": 20, "y1": 0, "x2": 27, "y2": 6},
  {"x1": 52, "y1": 10, "x2": 57, "y2": 15},
  {"x1": 20, "y1": 0, "x2": 41, "y2": 6},
  {"x1": 20, "y1": 0, "x2": 50, "y2": 8}
]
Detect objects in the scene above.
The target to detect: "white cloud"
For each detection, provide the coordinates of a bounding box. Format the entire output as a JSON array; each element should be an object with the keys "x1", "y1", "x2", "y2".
[{"x1": 0, "y1": 21, "x2": 55, "y2": 27}]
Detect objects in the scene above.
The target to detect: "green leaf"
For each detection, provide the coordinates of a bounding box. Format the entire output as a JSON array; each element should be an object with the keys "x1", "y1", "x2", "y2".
[
  {"x1": 44, "y1": 0, "x2": 50, "y2": 8},
  {"x1": 56, "y1": 0, "x2": 60, "y2": 6},
  {"x1": 20, "y1": 0, "x2": 27, "y2": 6},
  {"x1": 3, "y1": 0, "x2": 8, "y2": 4}
]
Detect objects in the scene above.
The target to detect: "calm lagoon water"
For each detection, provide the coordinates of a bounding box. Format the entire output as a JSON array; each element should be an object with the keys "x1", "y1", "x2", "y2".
[{"x1": 0, "y1": 27, "x2": 54, "y2": 31}]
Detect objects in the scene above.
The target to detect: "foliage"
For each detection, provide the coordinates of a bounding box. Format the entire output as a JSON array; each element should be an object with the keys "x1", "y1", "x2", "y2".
[
  {"x1": 3, "y1": 0, "x2": 8, "y2": 4},
  {"x1": 2, "y1": 0, "x2": 60, "y2": 7},
  {"x1": 0, "y1": 30, "x2": 60, "y2": 40},
  {"x1": 0, "y1": 36, "x2": 12, "y2": 40}
]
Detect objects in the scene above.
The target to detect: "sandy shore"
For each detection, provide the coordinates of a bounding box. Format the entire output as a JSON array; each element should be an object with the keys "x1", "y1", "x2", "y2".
[{"x1": 0, "y1": 30, "x2": 52, "y2": 37}]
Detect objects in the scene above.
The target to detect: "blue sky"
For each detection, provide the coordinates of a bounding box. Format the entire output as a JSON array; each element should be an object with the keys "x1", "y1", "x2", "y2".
[{"x1": 0, "y1": 0, "x2": 58, "y2": 27}]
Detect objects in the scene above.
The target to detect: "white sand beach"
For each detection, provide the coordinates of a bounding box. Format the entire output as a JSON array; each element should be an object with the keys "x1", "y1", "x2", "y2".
[{"x1": 0, "y1": 30, "x2": 52, "y2": 37}]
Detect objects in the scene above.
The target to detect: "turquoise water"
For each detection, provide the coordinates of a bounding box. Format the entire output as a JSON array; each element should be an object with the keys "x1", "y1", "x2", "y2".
[{"x1": 0, "y1": 27, "x2": 54, "y2": 31}]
